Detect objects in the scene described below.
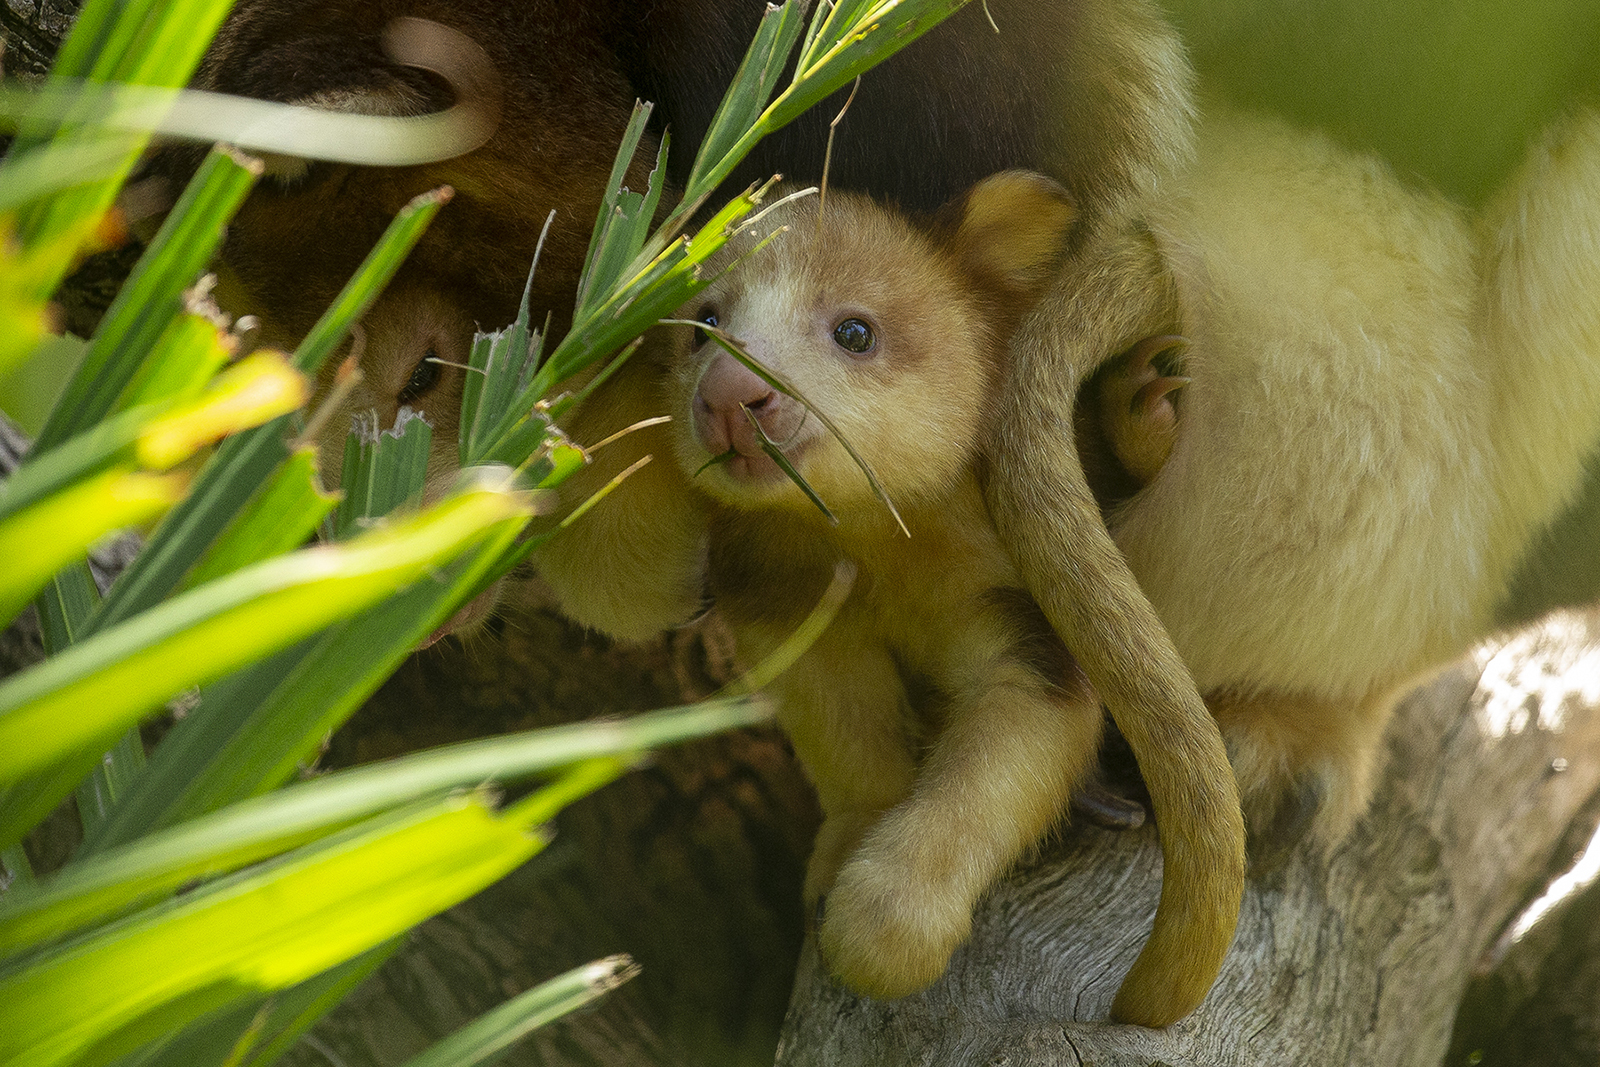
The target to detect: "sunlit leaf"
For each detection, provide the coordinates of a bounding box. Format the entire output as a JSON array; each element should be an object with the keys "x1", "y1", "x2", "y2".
[
  {"x1": 88, "y1": 186, "x2": 451, "y2": 636},
  {"x1": 134, "y1": 353, "x2": 309, "y2": 470},
  {"x1": 2, "y1": 705, "x2": 760, "y2": 953},
  {"x1": 181, "y1": 449, "x2": 339, "y2": 590},
  {"x1": 29, "y1": 146, "x2": 259, "y2": 454},
  {"x1": 0, "y1": 476, "x2": 532, "y2": 789},
  {"x1": 0, "y1": 468, "x2": 185, "y2": 627}
]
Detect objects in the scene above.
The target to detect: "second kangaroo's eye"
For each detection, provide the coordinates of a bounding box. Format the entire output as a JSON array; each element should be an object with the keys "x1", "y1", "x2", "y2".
[
  {"x1": 833, "y1": 317, "x2": 875, "y2": 355},
  {"x1": 398, "y1": 348, "x2": 442, "y2": 405},
  {"x1": 693, "y1": 305, "x2": 719, "y2": 348}
]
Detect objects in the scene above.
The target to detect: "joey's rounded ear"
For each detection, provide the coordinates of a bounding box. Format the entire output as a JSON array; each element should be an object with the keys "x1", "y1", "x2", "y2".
[{"x1": 952, "y1": 171, "x2": 1077, "y2": 297}]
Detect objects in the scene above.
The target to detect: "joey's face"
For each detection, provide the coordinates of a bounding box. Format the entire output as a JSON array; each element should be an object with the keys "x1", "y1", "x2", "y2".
[{"x1": 669, "y1": 191, "x2": 998, "y2": 520}]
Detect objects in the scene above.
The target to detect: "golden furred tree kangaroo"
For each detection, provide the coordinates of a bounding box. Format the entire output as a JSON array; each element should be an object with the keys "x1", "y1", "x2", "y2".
[
  {"x1": 659, "y1": 173, "x2": 1242, "y2": 1027},
  {"x1": 163, "y1": 9, "x2": 1233, "y2": 879}
]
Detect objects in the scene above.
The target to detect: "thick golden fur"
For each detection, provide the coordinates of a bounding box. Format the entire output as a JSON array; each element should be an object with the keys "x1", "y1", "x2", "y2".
[
  {"x1": 997, "y1": 104, "x2": 1600, "y2": 844},
  {"x1": 666, "y1": 176, "x2": 1245, "y2": 1025}
]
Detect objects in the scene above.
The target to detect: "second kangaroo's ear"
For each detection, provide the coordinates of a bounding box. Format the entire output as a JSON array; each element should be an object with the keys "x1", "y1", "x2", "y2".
[{"x1": 951, "y1": 171, "x2": 1077, "y2": 298}]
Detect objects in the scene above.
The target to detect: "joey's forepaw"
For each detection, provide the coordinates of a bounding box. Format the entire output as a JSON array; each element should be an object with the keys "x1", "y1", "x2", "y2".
[{"x1": 818, "y1": 855, "x2": 973, "y2": 1000}]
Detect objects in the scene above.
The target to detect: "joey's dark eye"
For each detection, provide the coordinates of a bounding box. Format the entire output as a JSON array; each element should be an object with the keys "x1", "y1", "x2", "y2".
[
  {"x1": 692, "y1": 305, "x2": 719, "y2": 348},
  {"x1": 832, "y1": 317, "x2": 875, "y2": 355},
  {"x1": 398, "y1": 348, "x2": 442, "y2": 405}
]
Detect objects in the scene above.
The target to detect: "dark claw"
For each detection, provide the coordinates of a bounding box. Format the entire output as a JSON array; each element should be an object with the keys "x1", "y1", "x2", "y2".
[{"x1": 1072, "y1": 781, "x2": 1148, "y2": 831}]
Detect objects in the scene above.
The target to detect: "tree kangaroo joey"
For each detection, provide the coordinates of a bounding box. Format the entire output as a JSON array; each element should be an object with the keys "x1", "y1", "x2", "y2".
[
  {"x1": 1001, "y1": 104, "x2": 1600, "y2": 854},
  {"x1": 664, "y1": 174, "x2": 1246, "y2": 1028}
]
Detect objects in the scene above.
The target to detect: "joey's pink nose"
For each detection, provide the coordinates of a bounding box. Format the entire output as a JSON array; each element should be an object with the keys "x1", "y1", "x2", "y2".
[{"x1": 693, "y1": 354, "x2": 800, "y2": 457}]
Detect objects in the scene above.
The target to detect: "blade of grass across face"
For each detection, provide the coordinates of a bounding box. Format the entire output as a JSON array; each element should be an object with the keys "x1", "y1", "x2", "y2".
[
  {"x1": 460, "y1": 269, "x2": 546, "y2": 469},
  {"x1": 742, "y1": 405, "x2": 837, "y2": 526},
  {"x1": 672, "y1": 322, "x2": 909, "y2": 536},
  {"x1": 332, "y1": 410, "x2": 434, "y2": 540}
]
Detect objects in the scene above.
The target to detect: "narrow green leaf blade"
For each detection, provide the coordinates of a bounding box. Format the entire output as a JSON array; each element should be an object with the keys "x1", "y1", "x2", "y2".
[
  {"x1": 574, "y1": 102, "x2": 655, "y2": 315},
  {"x1": 181, "y1": 449, "x2": 339, "y2": 590},
  {"x1": 32, "y1": 146, "x2": 261, "y2": 454},
  {"x1": 0, "y1": 698, "x2": 766, "y2": 955},
  {"x1": 128, "y1": 941, "x2": 401, "y2": 1067},
  {"x1": 85, "y1": 419, "x2": 291, "y2": 637},
  {"x1": 396, "y1": 955, "x2": 641, "y2": 1067},
  {"x1": 88, "y1": 188, "x2": 451, "y2": 634},
  {"x1": 113, "y1": 299, "x2": 236, "y2": 414},
  {"x1": 293, "y1": 187, "x2": 452, "y2": 377},
  {"x1": 684, "y1": 0, "x2": 807, "y2": 195},
  {"x1": 121, "y1": 547, "x2": 503, "y2": 832},
  {"x1": 0, "y1": 468, "x2": 183, "y2": 627},
  {"x1": 0, "y1": 405, "x2": 156, "y2": 526}
]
